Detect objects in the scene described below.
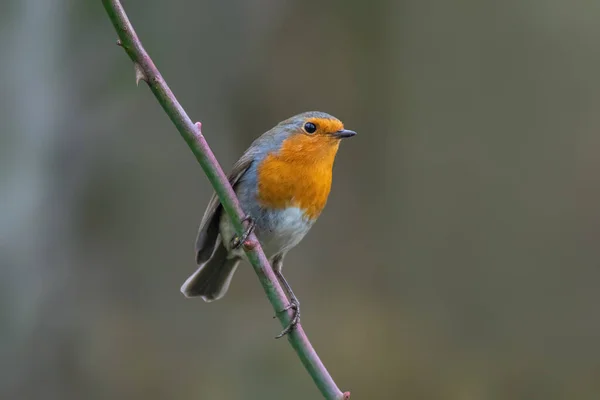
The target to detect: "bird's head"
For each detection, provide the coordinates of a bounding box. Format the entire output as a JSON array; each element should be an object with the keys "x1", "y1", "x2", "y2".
[
  {"x1": 281, "y1": 111, "x2": 356, "y2": 140},
  {"x1": 270, "y1": 111, "x2": 356, "y2": 162}
]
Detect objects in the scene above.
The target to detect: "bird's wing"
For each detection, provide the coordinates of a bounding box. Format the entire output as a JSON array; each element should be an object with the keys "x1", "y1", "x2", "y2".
[{"x1": 194, "y1": 151, "x2": 255, "y2": 264}]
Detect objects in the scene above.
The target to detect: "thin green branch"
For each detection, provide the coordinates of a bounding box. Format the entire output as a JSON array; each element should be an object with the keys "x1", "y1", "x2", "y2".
[{"x1": 101, "y1": 1, "x2": 350, "y2": 399}]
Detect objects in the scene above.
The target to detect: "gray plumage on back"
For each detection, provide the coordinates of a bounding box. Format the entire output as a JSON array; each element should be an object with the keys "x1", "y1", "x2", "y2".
[{"x1": 194, "y1": 151, "x2": 255, "y2": 264}]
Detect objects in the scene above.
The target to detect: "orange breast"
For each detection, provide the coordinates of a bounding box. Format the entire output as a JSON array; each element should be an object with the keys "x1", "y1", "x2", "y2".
[{"x1": 257, "y1": 134, "x2": 341, "y2": 220}]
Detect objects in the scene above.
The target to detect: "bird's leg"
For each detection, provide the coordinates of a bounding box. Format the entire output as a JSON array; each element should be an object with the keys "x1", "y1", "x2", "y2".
[
  {"x1": 274, "y1": 270, "x2": 300, "y2": 339},
  {"x1": 231, "y1": 215, "x2": 255, "y2": 249},
  {"x1": 271, "y1": 254, "x2": 300, "y2": 339}
]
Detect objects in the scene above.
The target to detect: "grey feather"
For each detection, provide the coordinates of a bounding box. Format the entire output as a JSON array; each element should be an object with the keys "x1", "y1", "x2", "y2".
[
  {"x1": 181, "y1": 242, "x2": 241, "y2": 300},
  {"x1": 194, "y1": 151, "x2": 255, "y2": 264}
]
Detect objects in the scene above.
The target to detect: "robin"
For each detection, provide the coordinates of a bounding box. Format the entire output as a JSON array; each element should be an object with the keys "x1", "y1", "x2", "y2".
[{"x1": 180, "y1": 111, "x2": 356, "y2": 337}]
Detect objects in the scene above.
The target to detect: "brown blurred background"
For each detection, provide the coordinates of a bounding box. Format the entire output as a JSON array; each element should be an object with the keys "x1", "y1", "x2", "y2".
[{"x1": 1, "y1": 0, "x2": 599, "y2": 399}]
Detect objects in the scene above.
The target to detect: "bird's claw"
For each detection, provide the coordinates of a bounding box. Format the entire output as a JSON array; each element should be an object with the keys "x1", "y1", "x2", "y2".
[
  {"x1": 274, "y1": 299, "x2": 300, "y2": 339},
  {"x1": 231, "y1": 215, "x2": 255, "y2": 249}
]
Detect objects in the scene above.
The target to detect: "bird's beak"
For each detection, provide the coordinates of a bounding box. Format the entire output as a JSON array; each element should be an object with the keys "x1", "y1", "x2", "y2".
[{"x1": 332, "y1": 129, "x2": 357, "y2": 139}]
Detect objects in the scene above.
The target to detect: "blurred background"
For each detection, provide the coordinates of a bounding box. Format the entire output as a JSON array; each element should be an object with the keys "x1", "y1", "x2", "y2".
[{"x1": 1, "y1": 0, "x2": 599, "y2": 399}]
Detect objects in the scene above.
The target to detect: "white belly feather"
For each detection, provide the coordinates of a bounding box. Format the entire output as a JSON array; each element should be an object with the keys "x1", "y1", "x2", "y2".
[{"x1": 219, "y1": 206, "x2": 313, "y2": 260}]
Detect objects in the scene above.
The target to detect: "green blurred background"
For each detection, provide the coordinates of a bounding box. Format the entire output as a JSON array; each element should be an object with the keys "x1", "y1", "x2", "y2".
[{"x1": 1, "y1": 0, "x2": 599, "y2": 399}]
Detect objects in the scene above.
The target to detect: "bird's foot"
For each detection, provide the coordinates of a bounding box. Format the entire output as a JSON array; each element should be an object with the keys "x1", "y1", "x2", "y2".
[
  {"x1": 274, "y1": 299, "x2": 300, "y2": 339},
  {"x1": 231, "y1": 215, "x2": 255, "y2": 249}
]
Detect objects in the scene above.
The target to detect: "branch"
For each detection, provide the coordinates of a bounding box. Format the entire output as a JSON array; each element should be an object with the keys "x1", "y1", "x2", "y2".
[{"x1": 101, "y1": 1, "x2": 350, "y2": 399}]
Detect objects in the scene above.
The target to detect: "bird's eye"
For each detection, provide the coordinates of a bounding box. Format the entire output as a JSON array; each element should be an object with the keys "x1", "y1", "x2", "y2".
[{"x1": 304, "y1": 122, "x2": 317, "y2": 134}]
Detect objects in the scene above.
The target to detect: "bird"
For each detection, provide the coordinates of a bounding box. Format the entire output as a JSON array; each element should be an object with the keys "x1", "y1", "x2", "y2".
[{"x1": 180, "y1": 111, "x2": 356, "y2": 337}]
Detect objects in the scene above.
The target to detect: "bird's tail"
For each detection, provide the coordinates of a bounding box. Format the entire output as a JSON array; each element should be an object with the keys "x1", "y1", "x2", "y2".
[{"x1": 180, "y1": 241, "x2": 241, "y2": 301}]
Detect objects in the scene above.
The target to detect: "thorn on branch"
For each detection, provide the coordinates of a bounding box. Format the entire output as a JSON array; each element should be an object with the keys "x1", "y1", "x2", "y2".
[
  {"x1": 194, "y1": 122, "x2": 204, "y2": 138},
  {"x1": 116, "y1": 39, "x2": 123, "y2": 46},
  {"x1": 134, "y1": 63, "x2": 148, "y2": 86},
  {"x1": 343, "y1": 392, "x2": 351, "y2": 399}
]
